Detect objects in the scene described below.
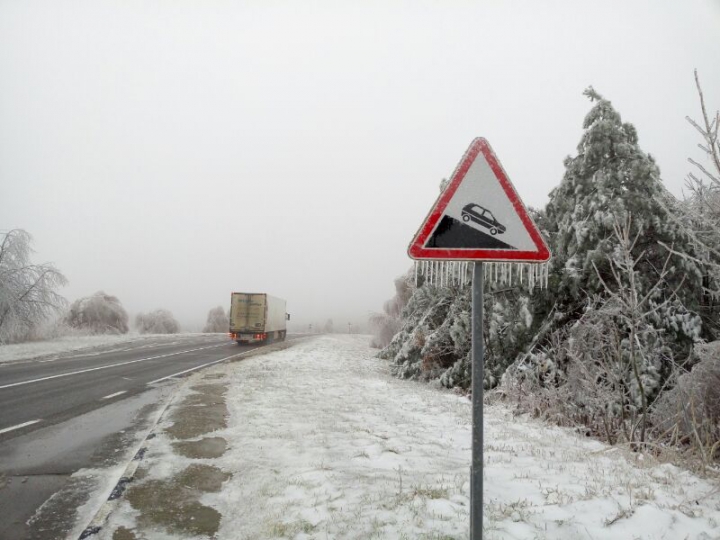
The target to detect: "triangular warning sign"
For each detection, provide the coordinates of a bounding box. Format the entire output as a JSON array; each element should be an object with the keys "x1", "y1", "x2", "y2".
[{"x1": 408, "y1": 138, "x2": 551, "y2": 262}]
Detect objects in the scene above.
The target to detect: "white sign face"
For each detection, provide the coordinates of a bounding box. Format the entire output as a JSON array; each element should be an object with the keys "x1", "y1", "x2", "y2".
[{"x1": 408, "y1": 138, "x2": 550, "y2": 262}]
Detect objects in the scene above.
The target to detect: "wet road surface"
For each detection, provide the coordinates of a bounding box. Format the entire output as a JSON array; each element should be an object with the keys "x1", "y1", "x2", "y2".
[{"x1": 0, "y1": 334, "x2": 272, "y2": 540}]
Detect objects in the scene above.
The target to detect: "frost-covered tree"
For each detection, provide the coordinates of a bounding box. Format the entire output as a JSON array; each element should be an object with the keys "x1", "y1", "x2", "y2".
[
  {"x1": 381, "y1": 283, "x2": 457, "y2": 381},
  {"x1": 203, "y1": 306, "x2": 228, "y2": 333},
  {"x1": 685, "y1": 70, "x2": 720, "y2": 202},
  {"x1": 0, "y1": 229, "x2": 68, "y2": 344},
  {"x1": 66, "y1": 291, "x2": 129, "y2": 334},
  {"x1": 502, "y1": 89, "x2": 713, "y2": 447},
  {"x1": 677, "y1": 70, "x2": 720, "y2": 335},
  {"x1": 541, "y1": 88, "x2": 707, "y2": 352},
  {"x1": 136, "y1": 309, "x2": 180, "y2": 334}
]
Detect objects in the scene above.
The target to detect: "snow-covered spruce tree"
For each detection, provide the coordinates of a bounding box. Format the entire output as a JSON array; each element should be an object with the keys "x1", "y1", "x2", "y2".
[
  {"x1": 380, "y1": 274, "x2": 534, "y2": 390},
  {"x1": 203, "y1": 306, "x2": 228, "y2": 333},
  {"x1": 136, "y1": 309, "x2": 180, "y2": 334},
  {"x1": 66, "y1": 291, "x2": 129, "y2": 334},
  {"x1": 550, "y1": 89, "x2": 704, "y2": 335},
  {"x1": 506, "y1": 89, "x2": 710, "y2": 440},
  {"x1": 431, "y1": 277, "x2": 539, "y2": 391},
  {"x1": 0, "y1": 229, "x2": 67, "y2": 344}
]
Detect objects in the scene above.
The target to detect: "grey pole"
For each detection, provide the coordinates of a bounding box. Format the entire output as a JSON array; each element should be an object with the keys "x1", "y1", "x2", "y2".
[{"x1": 470, "y1": 262, "x2": 484, "y2": 540}]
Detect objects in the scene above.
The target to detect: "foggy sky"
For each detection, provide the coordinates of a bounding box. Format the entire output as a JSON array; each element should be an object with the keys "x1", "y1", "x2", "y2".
[{"x1": 1, "y1": 1, "x2": 719, "y2": 331}]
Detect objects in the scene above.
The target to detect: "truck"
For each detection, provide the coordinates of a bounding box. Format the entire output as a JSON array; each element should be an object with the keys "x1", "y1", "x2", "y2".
[{"x1": 229, "y1": 293, "x2": 289, "y2": 344}]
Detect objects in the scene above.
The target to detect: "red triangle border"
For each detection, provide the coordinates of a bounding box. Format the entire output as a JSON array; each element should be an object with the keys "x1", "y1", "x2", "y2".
[{"x1": 408, "y1": 138, "x2": 551, "y2": 262}]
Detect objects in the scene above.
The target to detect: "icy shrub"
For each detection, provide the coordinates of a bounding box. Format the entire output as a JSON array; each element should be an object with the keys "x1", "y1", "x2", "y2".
[
  {"x1": 420, "y1": 293, "x2": 471, "y2": 380},
  {"x1": 136, "y1": 309, "x2": 180, "y2": 334},
  {"x1": 392, "y1": 327, "x2": 426, "y2": 380},
  {"x1": 651, "y1": 341, "x2": 720, "y2": 465},
  {"x1": 438, "y1": 288, "x2": 527, "y2": 391},
  {"x1": 503, "y1": 339, "x2": 624, "y2": 442},
  {"x1": 66, "y1": 291, "x2": 129, "y2": 335},
  {"x1": 504, "y1": 292, "x2": 681, "y2": 446},
  {"x1": 439, "y1": 352, "x2": 471, "y2": 390},
  {"x1": 389, "y1": 287, "x2": 454, "y2": 381},
  {"x1": 378, "y1": 283, "x2": 437, "y2": 362},
  {"x1": 483, "y1": 292, "x2": 536, "y2": 387},
  {"x1": 369, "y1": 312, "x2": 400, "y2": 349},
  {"x1": 203, "y1": 306, "x2": 228, "y2": 333},
  {"x1": 370, "y1": 272, "x2": 414, "y2": 348},
  {"x1": 379, "y1": 264, "x2": 540, "y2": 390}
]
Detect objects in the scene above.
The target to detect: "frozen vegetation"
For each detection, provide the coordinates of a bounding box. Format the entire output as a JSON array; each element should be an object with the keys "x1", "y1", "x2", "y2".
[
  {"x1": 203, "y1": 306, "x2": 229, "y2": 333},
  {"x1": 375, "y1": 82, "x2": 720, "y2": 467},
  {"x1": 0, "y1": 229, "x2": 67, "y2": 344},
  {"x1": 136, "y1": 309, "x2": 181, "y2": 334},
  {"x1": 66, "y1": 291, "x2": 130, "y2": 334}
]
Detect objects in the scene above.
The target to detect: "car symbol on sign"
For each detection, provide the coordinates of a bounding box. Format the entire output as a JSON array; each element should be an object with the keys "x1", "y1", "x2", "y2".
[{"x1": 461, "y1": 203, "x2": 507, "y2": 235}]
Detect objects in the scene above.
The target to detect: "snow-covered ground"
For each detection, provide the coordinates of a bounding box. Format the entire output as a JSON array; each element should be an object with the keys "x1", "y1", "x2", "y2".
[
  {"x1": 98, "y1": 335, "x2": 720, "y2": 539},
  {"x1": 0, "y1": 332, "x2": 224, "y2": 364}
]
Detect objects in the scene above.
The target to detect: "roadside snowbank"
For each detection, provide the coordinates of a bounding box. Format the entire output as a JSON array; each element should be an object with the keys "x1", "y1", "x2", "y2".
[{"x1": 0, "y1": 333, "x2": 226, "y2": 364}]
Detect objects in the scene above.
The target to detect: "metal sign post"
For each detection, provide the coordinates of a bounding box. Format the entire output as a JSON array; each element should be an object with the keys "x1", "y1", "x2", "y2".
[
  {"x1": 407, "y1": 138, "x2": 551, "y2": 540},
  {"x1": 470, "y1": 262, "x2": 484, "y2": 539}
]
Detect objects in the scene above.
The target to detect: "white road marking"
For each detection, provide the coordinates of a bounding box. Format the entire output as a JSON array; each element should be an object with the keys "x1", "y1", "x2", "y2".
[
  {"x1": 101, "y1": 391, "x2": 127, "y2": 400},
  {"x1": 0, "y1": 343, "x2": 230, "y2": 390},
  {"x1": 0, "y1": 419, "x2": 42, "y2": 435},
  {"x1": 147, "y1": 349, "x2": 255, "y2": 384}
]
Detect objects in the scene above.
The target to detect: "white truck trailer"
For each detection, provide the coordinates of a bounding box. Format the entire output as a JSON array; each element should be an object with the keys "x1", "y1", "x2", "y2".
[{"x1": 229, "y1": 293, "x2": 289, "y2": 344}]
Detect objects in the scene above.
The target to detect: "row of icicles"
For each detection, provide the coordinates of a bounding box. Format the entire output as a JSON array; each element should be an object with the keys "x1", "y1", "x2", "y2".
[{"x1": 414, "y1": 260, "x2": 550, "y2": 290}]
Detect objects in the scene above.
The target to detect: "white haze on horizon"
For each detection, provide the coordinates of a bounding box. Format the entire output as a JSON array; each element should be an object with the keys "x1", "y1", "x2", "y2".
[{"x1": 1, "y1": 0, "x2": 719, "y2": 332}]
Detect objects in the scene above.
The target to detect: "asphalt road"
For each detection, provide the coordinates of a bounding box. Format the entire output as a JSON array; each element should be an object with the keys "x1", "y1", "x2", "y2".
[
  {"x1": 0, "y1": 334, "x2": 257, "y2": 439},
  {"x1": 0, "y1": 333, "x2": 282, "y2": 540}
]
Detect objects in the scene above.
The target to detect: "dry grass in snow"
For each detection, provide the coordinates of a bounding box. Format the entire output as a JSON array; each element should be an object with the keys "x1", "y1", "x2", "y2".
[{"x1": 211, "y1": 335, "x2": 720, "y2": 539}]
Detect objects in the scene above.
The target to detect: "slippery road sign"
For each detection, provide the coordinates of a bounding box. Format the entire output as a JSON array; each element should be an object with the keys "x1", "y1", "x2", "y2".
[{"x1": 408, "y1": 138, "x2": 550, "y2": 262}]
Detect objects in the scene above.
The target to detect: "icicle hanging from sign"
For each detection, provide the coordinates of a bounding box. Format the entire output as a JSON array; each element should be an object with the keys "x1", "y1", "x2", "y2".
[
  {"x1": 411, "y1": 259, "x2": 547, "y2": 299},
  {"x1": 414, "y1": 260, "x2": 550, "y2": 290}
]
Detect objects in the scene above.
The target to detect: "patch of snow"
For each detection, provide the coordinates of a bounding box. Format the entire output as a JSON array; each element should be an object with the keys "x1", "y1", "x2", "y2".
[{"x1": 103, "y1": 335, "x2": 720, "y2": 539}]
